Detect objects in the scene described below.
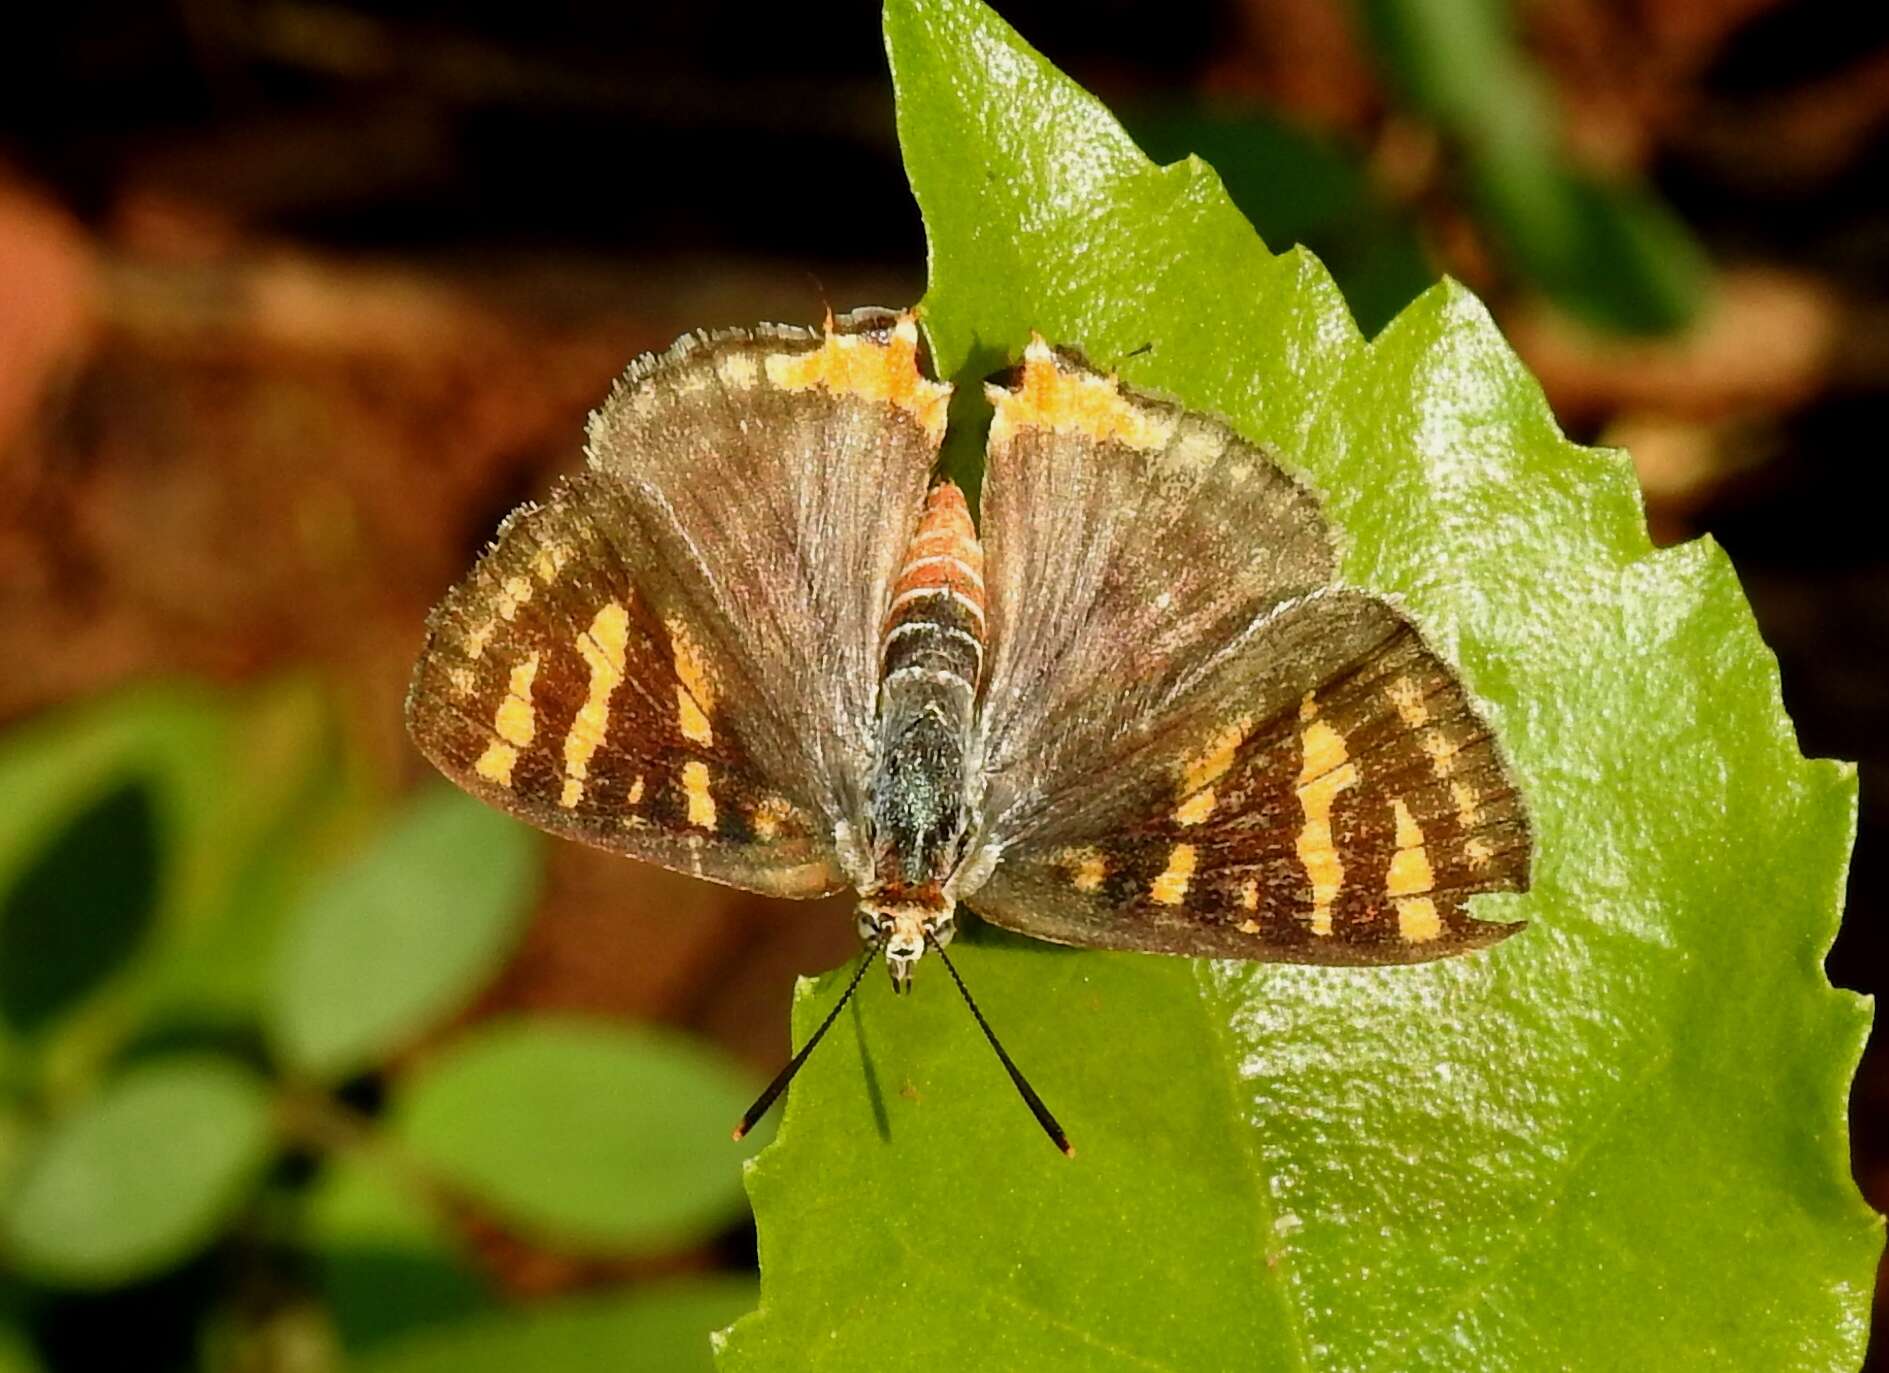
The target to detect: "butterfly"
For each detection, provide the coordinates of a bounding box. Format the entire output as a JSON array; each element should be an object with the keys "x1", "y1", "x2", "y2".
[{"x1": 405, "y1": 307, "x2": 1531, "y2": 1153}]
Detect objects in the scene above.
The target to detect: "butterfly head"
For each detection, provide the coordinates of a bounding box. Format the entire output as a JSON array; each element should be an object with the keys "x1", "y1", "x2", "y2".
[{"x1": 856, "y1": 901, "x2": 956, "y2": 994}]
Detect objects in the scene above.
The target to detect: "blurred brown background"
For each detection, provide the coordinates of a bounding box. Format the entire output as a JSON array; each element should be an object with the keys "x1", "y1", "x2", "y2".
[{"x1": 3, "y1": 0, "x2": 1886, "y2": 1363}]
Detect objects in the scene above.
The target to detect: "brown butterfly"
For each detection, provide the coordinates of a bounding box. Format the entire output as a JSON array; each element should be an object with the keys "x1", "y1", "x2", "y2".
[{"x1": 406, "y1": 307, "x2": 1531, "y2": 1153}]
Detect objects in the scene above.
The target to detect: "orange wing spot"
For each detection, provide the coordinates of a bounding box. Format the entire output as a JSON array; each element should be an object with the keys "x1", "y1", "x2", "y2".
[
  {"x1": 1388, "y1": 676, "x2": 1429, "y2": 728},
  {"x1": 1421, "y1": 728, "x2": 1460, "y2": 774},
  {"x1": 1298, "y1": 718, "x2": 1351, "y2": 788},
  {"x1": 1397, "y1": 896, "x2": 1443, "y2": 943},
  {"x1": 750, "y1": 795, "x2": 799, "y2": 841},
  {"x1": 1150, "y1": 844, "x2": 1197, "y2": 906},
  {"x1": 665, "y1": 615, "x2": 717, "y2": 747},
  {"x1": 1451, "y1": 779, "x2": 1482, "y2": 829},
  {"x1": 1061, "y1": 846, "x2": 1107, "y2": 892},
  {"x1": 1181, "y1": 717, "x2": 1251, "y2": 795},
  {"x1": 1295, "y1": 718, "x2": 1356, "y2": 936},
  {"x1": 494, "y1": 655, "x2": 539, "y2": 747},
  {"x1": 986, "y1": 336, "x2": 1174, "y2": 451},
  {"x1": 474, "y1": 653, "x2": 539, "y2": 787},
  {"x1": 560, "y1": 601, "x2": 631, "y2": 808},
  {"x1": 681, "y1": 760, "x2": 717, "y2": 830},
  {"x1": 474, "y1": 742, "x2": 517, "y2": 786},
  {"x1": 497, "y1": 575, "x2": 533, "y2": 622},
  {"x1": 1386, "y1": 799, "x2": 1435, "y2": 897},
  {"x1": 765, "y1": 311, "x2": 950, "y2": 443},
  {"x1": 1174, "y1": 788, "x2": 1216, "y2": 826}
]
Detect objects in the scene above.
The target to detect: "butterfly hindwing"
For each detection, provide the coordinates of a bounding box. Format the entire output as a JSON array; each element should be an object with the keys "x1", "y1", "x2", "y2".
[{"x1": 407, "y1": 309, "x2": 952, "y2": 898}]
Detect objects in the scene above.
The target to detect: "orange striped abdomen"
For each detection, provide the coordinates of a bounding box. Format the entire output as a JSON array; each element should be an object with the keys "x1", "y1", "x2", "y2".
[{"x1": 870, "y1": 479, "x2": 985, "y2": 889}]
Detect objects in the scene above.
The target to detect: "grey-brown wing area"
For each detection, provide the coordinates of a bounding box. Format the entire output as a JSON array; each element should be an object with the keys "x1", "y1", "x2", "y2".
[
  {"x1": 966, "y1": 346, "x2": 1336, "y2": 848},
  {"x1": 584, "y1": 309, "x2": 946, "y2": 874}
]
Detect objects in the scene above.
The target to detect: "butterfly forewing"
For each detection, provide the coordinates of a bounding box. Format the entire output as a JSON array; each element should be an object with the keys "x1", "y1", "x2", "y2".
[
  {"x1": 586, "y1": 311, "x2": 949, "y2": 849},
  {"x1": 407, "y1": 310, "x2": 952, "y2": 898},
  {"x1": 406, "y1": 474, "x2": 845, "y2": 897},
  {"x1": 965, "y1": 344, "x2": 1530, "y2": 964},
  {"x1": 968, "y1": 338, "x2": 1335, "y2": 845}
]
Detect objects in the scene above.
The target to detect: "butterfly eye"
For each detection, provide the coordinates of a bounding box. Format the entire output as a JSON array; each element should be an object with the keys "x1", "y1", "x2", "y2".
[{"x1": 855, "y1": 908, "x2": 887, "y2": 942}]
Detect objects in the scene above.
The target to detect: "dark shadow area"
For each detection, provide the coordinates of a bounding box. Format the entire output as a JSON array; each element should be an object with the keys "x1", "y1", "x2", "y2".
[{"x1": 0, "y1": 779, "x2": 160, "y2": 1038}]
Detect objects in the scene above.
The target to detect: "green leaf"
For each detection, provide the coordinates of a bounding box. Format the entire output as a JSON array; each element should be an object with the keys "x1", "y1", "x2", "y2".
[
  {"x1": 351, "y1": 1279, "x2": 755, "y2": 1373},
  {"x1": 0, "y1": 680, "x2": 364, "y2": 1090},
  {"x1": 0, "y1": 1323, "x2": 44, "y2": 1373},
  {"x1": 721, "y1": 2, "x2": 1880, "y2": 1369},
  {"x1": 140, "y1": 675, "x2": 369, "y2": 1034},
  {"x1": 0, "y1": 687, "x2": 223, "y2": 1072},
  {"x1": 0, "y1": 781, "x2": 160, "y2": 1041},
  {"x1": 0, "y1": 1057, "x2": 273, "y2": 1286},
  {"x1": 304, "y1": 1155, "x2": 488, "y2": 1351},
  {"x1": 393, "y1": 1018, "x2": 763, "y2": 1255},
  {"x1": 1125, "y1": 108, "x2": 1432, "y2": 338},
  {"x1": 267, "y1": 786, "x2": 538, "y2": 1080}
]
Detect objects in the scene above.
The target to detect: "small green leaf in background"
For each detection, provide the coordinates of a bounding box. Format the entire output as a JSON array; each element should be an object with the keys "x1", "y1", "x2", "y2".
[
  {"x1": 394, "y1": 1018, "x2": 763, "y2": 1256},
  {"x1": 0, "y1": 688, "x2": 224, "y2": 1076},
  {"x1": 0, "y1": 681, "x2": 363, "y2": 1093},
  {"x1": 304, "y1": 1156, "x2": 487, "y2": 1352},
  {"x1": 267, "y1": 785, "x2": 537, "y2": 1081},
  {"x1": 0, "y1": 781, "x2": 159, "y2": 1041},
  {"x1": 720, "y1": 2, "x2": 1879, "y2": 1370},
  {"x1": 1, "y1": 1057, "x2": 273, "y2": 1286},
  {"x1": 352, "y1": 1278, "x2": 756, "y2": 1373}
]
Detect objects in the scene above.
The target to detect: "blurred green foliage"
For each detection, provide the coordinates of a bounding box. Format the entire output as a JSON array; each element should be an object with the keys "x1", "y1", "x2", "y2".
[
  {"x1": 0, "y1": 686, "x2": 759, "y2": 1370},
  {"x1": 1129, "y1": 0, "x2": 1715, "y2": 340},
  {"x1": 1355, "y1": 0, "x2": 1710, "y2": 333}
]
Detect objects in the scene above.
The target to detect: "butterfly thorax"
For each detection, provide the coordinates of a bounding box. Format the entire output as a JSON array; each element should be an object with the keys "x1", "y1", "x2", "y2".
[{"x1": 861, "y1": 479, "x2": 984, "y2": 988}]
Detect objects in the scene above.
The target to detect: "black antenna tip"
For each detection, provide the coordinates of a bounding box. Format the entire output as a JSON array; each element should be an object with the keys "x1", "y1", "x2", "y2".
[
  {"x1": 924, "y1": 929, "x2": 1074, "y2": 1158},
  {"x1": 733, "y1": 938, "x2": 882, "y2": 1143}
]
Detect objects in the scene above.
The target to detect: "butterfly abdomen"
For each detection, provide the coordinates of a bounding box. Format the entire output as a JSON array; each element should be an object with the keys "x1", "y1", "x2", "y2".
[{"x1": 869, "y1": 480, "x2": 986, "y2": 890}]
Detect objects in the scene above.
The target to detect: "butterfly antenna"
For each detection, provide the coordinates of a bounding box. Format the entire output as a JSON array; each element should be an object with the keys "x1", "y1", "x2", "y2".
[
  {"x1": 733, "y1": 938, "x2": 881, "y2": 1142},
  {"x1": 925, "y1": 929, "x2": 1075, "y2": 1158}
]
